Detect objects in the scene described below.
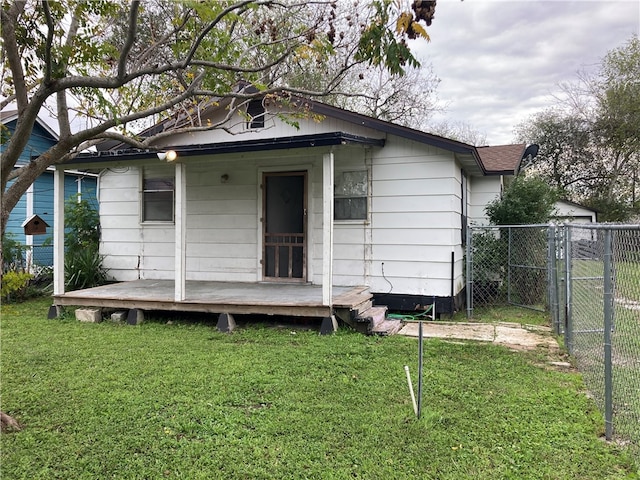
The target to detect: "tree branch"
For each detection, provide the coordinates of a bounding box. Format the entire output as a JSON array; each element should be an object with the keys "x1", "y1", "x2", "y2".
[
  {"x1": 57, "y1": 9, "x2": 82, "y2": 140},
  {"x1": 117, "y1": 1, "x2": 140, "y2": 81},
  {"x1": 182, "y1": 0, "x2": 256, "y2": 67},
  {"x1": 42, "y1": 0, "x2": 55, "y2": 85},
  {"x1": 0, "y1": 1, "x2": 28, "y2": 111}
]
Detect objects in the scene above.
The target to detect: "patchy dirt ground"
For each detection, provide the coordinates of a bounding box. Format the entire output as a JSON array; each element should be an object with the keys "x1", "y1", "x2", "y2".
[
  {"x1": 398, "y1": 321, "x2": 575, "y2": 371},
  {"x1": 398, "y1": 321, "x2": 573, "y2": 370},
  {"x1": 399, "y1": 321, "x2": 556, "y2": 348}
]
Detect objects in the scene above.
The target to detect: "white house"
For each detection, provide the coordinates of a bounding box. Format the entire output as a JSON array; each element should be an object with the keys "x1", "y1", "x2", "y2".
[
  {"x1": 554, "y1": 199, "x2": 597, "y2": 223},
  {"x1": 52, "y1": 97, "x2": 528, "y2": 331}
]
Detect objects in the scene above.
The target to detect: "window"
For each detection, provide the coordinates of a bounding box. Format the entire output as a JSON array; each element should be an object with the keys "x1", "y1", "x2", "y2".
[
  {"x1": 246, "y1": 99, "x2": 265, "y2": 129},
  {"x1": 334, "y1": 170, "x2": 368, "y2": 220},
  {"x1": 142, "y1": 175, "x2": 174, "y2": 222}
]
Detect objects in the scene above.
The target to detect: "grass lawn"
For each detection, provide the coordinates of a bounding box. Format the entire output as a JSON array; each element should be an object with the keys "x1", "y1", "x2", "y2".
[{"x1": 1, "y1": 297, "x2": 638, "y2": 479}]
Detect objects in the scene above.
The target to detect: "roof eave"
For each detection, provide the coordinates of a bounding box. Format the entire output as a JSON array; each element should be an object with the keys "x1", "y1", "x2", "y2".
[{"x1": 65, "y1": 132, "x2": 385, "y2": 167}]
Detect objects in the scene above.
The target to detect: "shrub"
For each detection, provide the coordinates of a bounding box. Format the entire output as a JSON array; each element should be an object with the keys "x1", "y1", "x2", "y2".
[
  {"x1": 1, "y1": 271, "x2": 33, "y2": 302},
  {"x1": 63, "y1": 195, "x2": 108, "y2": 290},
  {"x1": 2, "y1": 233, "x2": 28, "y2": 273},
  {"x1": 65, "y1": 249, "x2": 108, "y2": 291}
]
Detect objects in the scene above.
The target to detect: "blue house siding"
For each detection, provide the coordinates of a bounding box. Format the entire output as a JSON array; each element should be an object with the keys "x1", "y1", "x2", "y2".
[
  {"x1": 1, "y1": 115, "x2": 98, "y2": 268},
  {"x1": 5, "y1": 191, "x2": 27, "y2": 239},
  {"x1": 16, "y1": 122, "x2": 56, "y2": 165}
]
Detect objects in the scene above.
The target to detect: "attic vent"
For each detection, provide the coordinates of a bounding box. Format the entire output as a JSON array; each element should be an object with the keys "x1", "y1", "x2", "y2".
[{"x1": 247, "y1": 99, "x2": 265, "y2": 129}]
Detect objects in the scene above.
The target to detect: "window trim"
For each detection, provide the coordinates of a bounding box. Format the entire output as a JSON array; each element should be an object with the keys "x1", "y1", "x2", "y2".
[
  {"x1": 334, "y1": 169, "x2": 368, "y2": 222},
  {"x1": 141, "y1": 171, "x2": 175, "y2": 224}
]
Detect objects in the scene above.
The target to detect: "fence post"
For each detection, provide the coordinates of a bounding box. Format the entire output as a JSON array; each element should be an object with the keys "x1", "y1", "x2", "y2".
[
  {"x1": 564, "y1": 225, "x2": 573, "y2": 354},
  {"x1": 547, "y1": 225, "x2": 559, "y2": 334},
  {"x1": 466, "y1": 225, "x2": 473, "y2": 319},
  {"x1": 603, "y1": 228, "x2": 614, "y2": 441},
  {"x1": 507, "y1": 227, "x2": 512, "y2": 305}
]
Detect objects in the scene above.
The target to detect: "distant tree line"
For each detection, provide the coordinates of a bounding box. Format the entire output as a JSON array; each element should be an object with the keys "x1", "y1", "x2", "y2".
[{"x1": 516, "y1": 36, "x2": 640, "y2": 222}]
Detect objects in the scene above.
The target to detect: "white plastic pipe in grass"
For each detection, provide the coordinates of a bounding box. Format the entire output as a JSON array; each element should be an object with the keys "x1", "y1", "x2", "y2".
[{"x1": 404, "y1": 365, "x2": 418, "y2": 416}]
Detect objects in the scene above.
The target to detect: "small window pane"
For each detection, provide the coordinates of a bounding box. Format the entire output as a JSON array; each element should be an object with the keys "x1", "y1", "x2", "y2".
[
  {"x1": 144, "y1": 178, "x2": 173, "y2": 191},
  {"x1": 335, "y1": 170, "x2": 367, "y2": 196},
  {"x1": 335, "y1": 197, "x2": 367, "y2": 220},
  {"x1": 142, "y1": 176, "x2": 174, "y2": 222},
  {"x1": 143, "y1": 191, "x2": 174, "y2": 221},
  {"x1": 247, "y1": 100, "x2": 265, "y2": 128},
  {"x1": 334, "y1": 170, "x2": 367, "y2": 220}
]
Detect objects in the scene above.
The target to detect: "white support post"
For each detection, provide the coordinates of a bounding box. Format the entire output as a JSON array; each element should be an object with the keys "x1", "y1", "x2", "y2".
[
  {"x1": 25, "y1": 184, "x2": 34, "y2": 271},
  {"x1": 53, "y1": 168, "x2": 65, "y2": 295},
  {"x1": 322, "y1": 152, "x2": 334, "y2": 306},
  {"x1": 174, "y1": 162, "x2": 187, "y2": 302}
]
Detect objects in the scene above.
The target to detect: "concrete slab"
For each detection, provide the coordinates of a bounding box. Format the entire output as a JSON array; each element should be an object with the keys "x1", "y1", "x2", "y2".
[
  {"x1": 398, "y1": 321, "x2": 559, "y2": 350},
  {"x1": 399, "y1": 322, "x2": 495, "y2": 342}
]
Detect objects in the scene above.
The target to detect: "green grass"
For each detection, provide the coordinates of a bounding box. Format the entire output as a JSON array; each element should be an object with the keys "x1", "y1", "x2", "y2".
[{"x1": 1, "y1": 298, "x2": 638, "y2": 479}]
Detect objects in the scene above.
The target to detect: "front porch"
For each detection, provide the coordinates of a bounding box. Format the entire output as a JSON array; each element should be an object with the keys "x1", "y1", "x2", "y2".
[{"x1": 53, "y1": 279, "x2": 374, "y2": 321}]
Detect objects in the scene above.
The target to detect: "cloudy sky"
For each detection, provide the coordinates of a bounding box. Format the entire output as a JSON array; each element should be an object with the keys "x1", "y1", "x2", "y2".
[{"x1": 412, "y1": 0, "x2": 640, "y2": 145}]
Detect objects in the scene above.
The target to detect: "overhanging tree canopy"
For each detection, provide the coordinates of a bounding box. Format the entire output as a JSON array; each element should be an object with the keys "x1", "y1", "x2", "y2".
[{"x1": 1, "y1": 0, "x2": 436, "y2": 236}]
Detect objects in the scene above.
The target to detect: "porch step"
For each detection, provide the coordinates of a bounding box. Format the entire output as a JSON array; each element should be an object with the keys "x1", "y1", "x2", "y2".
[{"x1": 356, "y1": 306, "x2": 404, "y2": 336}]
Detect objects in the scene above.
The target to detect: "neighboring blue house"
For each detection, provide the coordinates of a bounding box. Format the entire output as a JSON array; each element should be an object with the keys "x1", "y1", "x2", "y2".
[{"x1": 1, "y1": 111, "x2": 97, "y2": 270}]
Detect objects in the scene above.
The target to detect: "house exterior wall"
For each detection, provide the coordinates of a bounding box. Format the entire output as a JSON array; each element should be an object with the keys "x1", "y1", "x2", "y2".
[
  {"x1": 368, "y1": 137, "x2": 464, "y2": 298},
  {"x1": 98, "y1": 134, "x2": 466, "y2": 299},
  {"x1": 154, "y1": 105, "x2": 384, "y2": 148},
  {"x1": 100, "y1": 152, "x2": 325, "y2": 282},
  {"x1": 2, "y1": 118, "x2": 97, "y2": 267},
  {"x1": 468, "y1": 175, "x2": 502, "y2": 226}
]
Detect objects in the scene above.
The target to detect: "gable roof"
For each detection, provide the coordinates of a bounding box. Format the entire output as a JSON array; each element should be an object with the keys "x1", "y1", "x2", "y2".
[
  {"x1": 476, "y1": 143, "x2": 526, "y2": 175},
  {"x1": 1, "y1": 110, "x2": 60, "y2": 141}
]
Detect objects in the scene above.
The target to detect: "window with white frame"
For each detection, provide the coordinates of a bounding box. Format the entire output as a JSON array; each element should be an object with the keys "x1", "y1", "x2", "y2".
[
  {"x1": 334, "y1": 170, "x2": 368, "y2": 220},
  {"x1": 142, "y1": 171, "x2": 174, "y2": 222}
]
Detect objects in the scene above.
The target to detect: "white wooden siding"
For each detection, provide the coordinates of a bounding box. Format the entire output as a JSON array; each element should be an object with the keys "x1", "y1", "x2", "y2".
[
  {"x1": 155, "y1": 107, "x2": 384, "y2": 148},
  {"x1": 364, "y1": 138, "x2": 463, "y2": 297},
  {"x1": 99, "y1": 124, "x2": 468, "y2": 299},
  {"x1": 100, "y1": 153, "x2": 327, "y2": 283},
  {"x1": 469, "y1": 176, "x2": 502, "y2": 226}
]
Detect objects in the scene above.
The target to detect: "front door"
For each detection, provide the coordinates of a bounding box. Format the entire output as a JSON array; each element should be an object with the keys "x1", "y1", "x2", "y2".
[{"x1": 263, "y1": 171, "x2": 307, "y2": 281}]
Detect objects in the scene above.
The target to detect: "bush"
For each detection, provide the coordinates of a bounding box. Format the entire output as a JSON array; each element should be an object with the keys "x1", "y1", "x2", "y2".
[
  {"x1": 2, "y1": 233, "x2": 28, "y2": 273},
  {"x1": 1, "y1": 271, "x2": 33, "y2": 302},
  {"x1": 65, "y1": 249, "x2": 108, "y2": 291},
  {"x1": 63, "y1": 195, "x2": 108, "y2": 290},
  {"x1": 485, "y1": 174, "x2": 558, "y2": 225}
]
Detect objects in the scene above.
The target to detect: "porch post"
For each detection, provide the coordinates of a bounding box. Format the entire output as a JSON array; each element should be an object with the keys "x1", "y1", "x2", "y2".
[
  {"x1": 322, "y1": 152, "x2": 334, "y2": 306},
  {"x1": 174, "y1": 162, "x2": 186, "y2": 302},
  {"x1": 25, "y1": 184, "x2": 34, "y2": 271},
  {"x1": 53, "y1": 168, "x2": 65, "y2": 295}
]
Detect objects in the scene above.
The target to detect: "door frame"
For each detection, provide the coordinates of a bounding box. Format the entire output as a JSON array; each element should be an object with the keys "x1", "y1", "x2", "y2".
[{"x1": 260, "y1": 170, "x2": 308, "y2": 282}]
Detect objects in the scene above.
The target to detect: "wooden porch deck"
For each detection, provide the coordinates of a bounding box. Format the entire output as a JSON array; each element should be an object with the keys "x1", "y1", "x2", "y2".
[{"x1": 53, "y1": 280, "x2": 373, "y2": 319}]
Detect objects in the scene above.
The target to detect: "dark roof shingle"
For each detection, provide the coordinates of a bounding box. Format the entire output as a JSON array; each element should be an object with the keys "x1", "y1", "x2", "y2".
[{"x1": 476, "y1": 144, "x2": 526, "y2": 174}]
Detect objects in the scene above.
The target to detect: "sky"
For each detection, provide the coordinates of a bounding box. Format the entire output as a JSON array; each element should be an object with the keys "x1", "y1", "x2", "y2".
[{"x1": 413, "y1": 0, "x2": 640, "y2": 146}]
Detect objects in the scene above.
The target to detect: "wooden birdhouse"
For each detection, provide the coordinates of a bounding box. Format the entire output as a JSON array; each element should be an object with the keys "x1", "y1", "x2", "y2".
[{"x1": 22, "y1": 215, "x2": 49, "y2": 235}]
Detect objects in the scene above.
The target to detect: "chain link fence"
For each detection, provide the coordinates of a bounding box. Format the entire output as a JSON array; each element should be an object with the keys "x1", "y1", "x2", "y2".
[
  {"x1": 560, "y1": 225, "x2": 640, "y2": 456},
  {"x1": 466, "y1": 225, "x2": 550, "y2": 314},
  {"x1": 2, "y1": 243, "x2": 53, "y2": 276},
  {"x1": 468, "y1": 224, "x2": 640, "y2": 461}
]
